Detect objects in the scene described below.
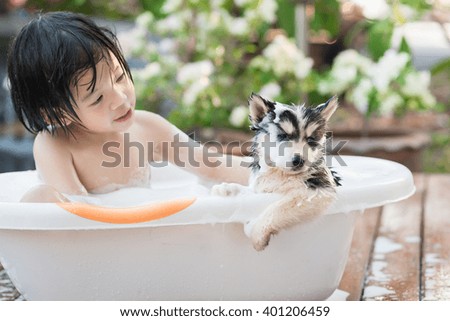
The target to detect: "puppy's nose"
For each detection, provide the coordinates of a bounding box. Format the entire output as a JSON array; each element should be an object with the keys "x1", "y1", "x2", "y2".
[{"x1": 292, "y1": 154, "x2": 304, "y2": 168}]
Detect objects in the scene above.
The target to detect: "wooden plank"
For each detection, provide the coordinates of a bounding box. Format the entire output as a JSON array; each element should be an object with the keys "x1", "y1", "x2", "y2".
[
  {"x1": 0, "y1": 262, "x2": 22, "y2": 301},
  {"x1": 422, "y1": 174, "x2": 450, "y2": 300},
  {"x1": 362, "y1": 174, "x2": 425, "y2": 301},
  {"x1": 338, "y1": 207, "x2": 382, "y2": 300}
]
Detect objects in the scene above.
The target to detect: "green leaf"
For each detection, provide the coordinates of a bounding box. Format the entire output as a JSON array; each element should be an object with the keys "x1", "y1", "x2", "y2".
[
  {"x1": 140, "y1": 0, "x2": 166, "y2": 18},
  {"x1": 397, "y1": 0, "x2": 432, "y2": 12},
  {"x1": 367, "y1": 20, "x2": 394, "y2": 60},
  {"x1": 430, "y1": 58, "x2": 450, "y2": 76},
  {"x1": 276, "y1": 0, "x2": 296, "y2": 38},
  {"x1": 310, "y1": 0, "x2": 341, "y2": 38},
  {"x1": 398, "y1": 36, "x2": 411, "y2": 55}
]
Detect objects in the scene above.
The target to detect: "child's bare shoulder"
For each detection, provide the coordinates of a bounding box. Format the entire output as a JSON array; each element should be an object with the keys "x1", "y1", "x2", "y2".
[
  {"x1": 134, "y1": 109, "x2": 166, "y2": 125},
  {"x1": 34, "y1": 129, "x2": 71, "y2": 157},
  {"x1": 133, "y1": 110, "x2": 174, "y2": 135}
]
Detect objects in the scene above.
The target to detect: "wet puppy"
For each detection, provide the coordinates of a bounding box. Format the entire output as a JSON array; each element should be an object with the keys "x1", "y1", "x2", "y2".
[{"x1": 212, "y1": 94, "x2": 341, "y2": 251}]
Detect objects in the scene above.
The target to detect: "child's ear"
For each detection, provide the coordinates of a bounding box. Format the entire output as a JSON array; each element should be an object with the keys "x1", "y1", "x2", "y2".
[
  {"x1": 248, "y1": 93, "x2": 275, "y2": 124},
  {"x1": 317, "y1": 96, "x2": 338, "y2": 121},
  {"x1": 62, "y1": 117, "x2": 73, "y2": 126},
  {"x1": 42, "y1": 111, "x2": 73, "y2": 127}
]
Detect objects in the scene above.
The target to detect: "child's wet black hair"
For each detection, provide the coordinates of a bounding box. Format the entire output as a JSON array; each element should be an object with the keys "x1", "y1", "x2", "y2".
[{"x1": 7, "y1": 11, "x2": 133, "y2": 135}]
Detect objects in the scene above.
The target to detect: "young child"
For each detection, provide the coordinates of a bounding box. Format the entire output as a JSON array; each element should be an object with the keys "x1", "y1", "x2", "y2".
[{"x1": 8, "y1": 11, "x2": 250, "y2": 202}]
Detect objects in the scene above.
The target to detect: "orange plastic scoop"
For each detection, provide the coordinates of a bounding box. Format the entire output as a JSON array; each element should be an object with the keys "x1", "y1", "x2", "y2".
[{"x1": 57, "y1": 197, "x2": 196, "y2": 224}]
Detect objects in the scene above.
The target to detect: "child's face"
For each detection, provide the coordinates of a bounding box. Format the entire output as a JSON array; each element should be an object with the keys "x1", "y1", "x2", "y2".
[{"x1": 70, "y1": 53, "x2": 136, "y2": 134}]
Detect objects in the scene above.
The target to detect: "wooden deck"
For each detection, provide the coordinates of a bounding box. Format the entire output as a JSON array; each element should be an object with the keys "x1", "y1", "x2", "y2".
[
  {"x1": 339, "y1": 173, "x2": 450, "y2": 301},
  {"x1": 0, "y1": 174, "x2": 449, "y2": 301}
]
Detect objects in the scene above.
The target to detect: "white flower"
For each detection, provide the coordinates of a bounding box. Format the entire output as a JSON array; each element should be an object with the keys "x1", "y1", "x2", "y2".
[
  {"x1": 234, "y1": 0, "x2": 252, "y2": 7},
  {"x1": 161, "y1": 0, "x2": 182, "y2": 14},
  {"x1": 229, "y1": 105, "x2": 249, "y2": 127},
  {"x1": 225, "y1": 16, "x2": 249, "y2": 36},
  {"x1": 135, "y1": 12, "x2": 154, "y2": 29},
  {"x1": 259, "y1": 82, "x2": 281, "y2": 100},
  {"x1": 249, "y1": 56, "x2": 269, "y2": 72},
  {"x1": 158, "y1": 38, "x2": 177, "y2": 55},
  {"x1": 370, "y1": 49, "x2": 409, "y2": 93},
  {"x1": 295, "y1": 56, "x2": 314, "y2": 79},
  {"x1": 263, "y1": 35, "x2": 311, "y2": 79},
  {"x1": 155, "y1": 15, "x2": 183, "y2": 33},
  {"x1": 395, "y1": 4, "x2": 418, "y2": 22},
  {"x1": 330, "y1": 65, "x2": 358, "y2": 93},
  {"x1": 350, "y1": 0, "x2": 391, "y2": 20},
  {"x1": 132, "y1": 62, "x2": 162, "y2": 82},
  {"x1": 211, "y1": 0, "x2": 225, "y2": 8},
  {"x1": 379, "y1": 92, "x2": 403, "y2": 116},
  {"x1": 161, "y1": 54, "x2": 180, "y2": 67},
  {"x1": 177, "y1": 60, "x2": 215, "y2": 85},
  {"x1": 257, "y1": 0, "x2": 278, "y2": 23},
  {"x1": 178, "y1": 61, "x2": 215, "y2": 107},
  {"x1": 317, "y1": 79, "x2": 333, "y2": 95},
  {"x1": 156, "y1": 11, "x2": 192, "y2": 33},
  {"x1": 401, "y1": 71, "x2": 431, "y2": 97},
  {"x1": 333, "y1": 49, "x2": 373, "y2": 73},
  {"x1": 117, "y1": 27, "x2": 147, "y2": 57},
  {"x1": 318, "y1": 63, "x2": 358, "y2": 95},
  {"x1": 183, "y1": 78, "x2": 210, "y2": 106},
  {"x1": 197, "y1": 11, "x2": 221, "y2": 32},
  {"x1": 350, "y1": 78, "x2": 373, "y2": 115},
  {"x1": 402, "y1": 71, "x2": 436, "y2": 107},
  {"x1": 420, "y1": 92, "x2": 436, "y2": 108}
]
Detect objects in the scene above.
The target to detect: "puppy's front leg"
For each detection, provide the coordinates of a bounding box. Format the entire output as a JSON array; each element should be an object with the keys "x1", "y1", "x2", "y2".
[
  {"x1": 250, "y1": 195, "x2": 297, "y2": 251},
  {"x1": 251, "y1": 191, "x2": 335, "y2": 251}
]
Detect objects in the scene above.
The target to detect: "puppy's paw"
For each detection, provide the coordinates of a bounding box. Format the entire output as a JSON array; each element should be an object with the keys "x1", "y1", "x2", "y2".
[
  {"x1": 250, "y1": 222, "x2": 277, "y2": 251},
  {"x1": 211, "y1": 183, "x2": 244, "y2": 197}
]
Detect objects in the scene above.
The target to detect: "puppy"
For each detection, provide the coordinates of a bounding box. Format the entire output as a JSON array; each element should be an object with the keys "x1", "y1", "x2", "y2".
[{"x1": 212, "y1": 94, "x2": 341, "y2": 251}]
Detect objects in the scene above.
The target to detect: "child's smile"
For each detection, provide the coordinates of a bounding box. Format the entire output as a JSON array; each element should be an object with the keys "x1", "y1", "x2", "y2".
[{"x1": 114, "y1": 109, "x2": 133, "y2": 123}]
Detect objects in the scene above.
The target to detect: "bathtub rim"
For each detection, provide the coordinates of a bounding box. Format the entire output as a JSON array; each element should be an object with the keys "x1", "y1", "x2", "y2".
[{"x1": 0, "y1": 156, "x2": 416, "y2": 231}]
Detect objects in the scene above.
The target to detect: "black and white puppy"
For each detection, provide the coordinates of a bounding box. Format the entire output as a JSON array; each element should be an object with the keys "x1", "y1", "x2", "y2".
[{"x1": 212, "y1": 94, "x2": 341, "y2": 251}]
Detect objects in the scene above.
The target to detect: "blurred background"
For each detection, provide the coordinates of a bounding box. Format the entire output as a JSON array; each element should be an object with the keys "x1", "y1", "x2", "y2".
[{"x1": 0, "y1": 0, "x2": 449, "y2": 173}]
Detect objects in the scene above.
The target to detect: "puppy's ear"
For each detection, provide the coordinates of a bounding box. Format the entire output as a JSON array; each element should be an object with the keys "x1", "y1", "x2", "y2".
[
  {"x1": 248, "y1": 93, "x2": 275, "y2": 124},
  {"x1": 316, "y1": 96, "x2": 338, "y2": 121}
]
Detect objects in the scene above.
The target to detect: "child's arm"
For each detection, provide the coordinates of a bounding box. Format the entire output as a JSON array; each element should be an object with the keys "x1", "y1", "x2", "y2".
[
  {"x1": 20, "y1": 184, "x2": 71, "y2": 203},
  {"x1": 21, "y1": 133, "x2": 88, "y2": 202},
  {"x1": 139, "y1": 111, "x2": 250, "y2": 185}
]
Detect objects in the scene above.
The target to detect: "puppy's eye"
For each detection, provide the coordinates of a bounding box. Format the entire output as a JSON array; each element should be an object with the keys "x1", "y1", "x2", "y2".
[
  {"x1": 307, "y1": 137, "x2": 319, "y2": 147},
  {"x1": 277, "y1": 133, "x2": 289, "y2": 141}
]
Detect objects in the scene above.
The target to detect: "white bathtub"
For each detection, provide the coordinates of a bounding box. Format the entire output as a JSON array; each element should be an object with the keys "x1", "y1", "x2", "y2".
[{"x1": 0, "y1": 156, "x2": 414, "y2": 300}]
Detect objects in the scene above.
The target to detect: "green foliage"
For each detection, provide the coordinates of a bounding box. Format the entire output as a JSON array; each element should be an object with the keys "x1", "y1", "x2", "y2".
[
  {"x1": 139, "y1": 0, "x2": 166, "y2": 18},
  {"x1": 423, "y1": 131, "x2": 450, "y2": 173},
  {"x1": 127, "y1": 0, "x2": 439, "y2": 130},
  {"x1": 367, "y1": 20, "x2": 394, "y2": 60},
  {"x1": 310, "y1": 0, "x2": 340, "y2": 38},
  {"x1": 398, "y1": 35, "x2": 411, "y2": 55},
  {"x1": 130, "y1": 0, "x2": 316, "y2": 131},
  {"x1": 354, "y1": 0, "x2": 433, "y2": 61},
  {"x1": 26, "y1": 0, "x2": 140, "y2": 19},
  {"x1": 431, "y1": 58, "x2": 450, "y2": 76},
  {"x1": 397, "y1": 0, "x2": 432, "y2": 12},
  {"x1": 276, "y1": 0, "x2": 295, "y2": 38}
]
